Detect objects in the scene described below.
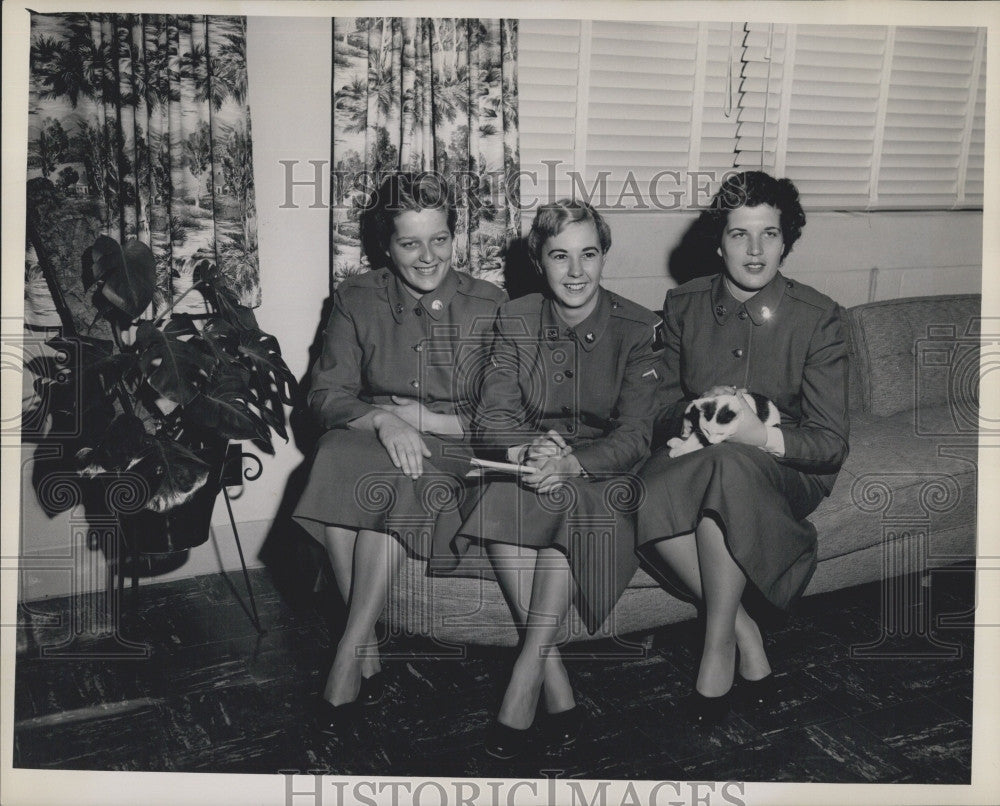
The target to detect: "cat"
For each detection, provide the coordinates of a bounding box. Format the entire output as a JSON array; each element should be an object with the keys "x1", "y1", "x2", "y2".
[{"x1": 667, "y1": 389, "x2": 780, "y2": 458}]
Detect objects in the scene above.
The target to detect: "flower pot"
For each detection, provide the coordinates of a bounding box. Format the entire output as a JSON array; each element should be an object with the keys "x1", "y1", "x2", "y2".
[
  {"x1": 116, "y1": 470, "x2": 221, "y2": 554},
  {"x1": 104, "y1": 442, "x2": 228, "y2": 555}
]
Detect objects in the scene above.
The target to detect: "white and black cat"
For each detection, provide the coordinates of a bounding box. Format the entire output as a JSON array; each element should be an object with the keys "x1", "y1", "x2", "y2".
[{"x1": 667, "y1": 390, "x2": 780, "y2": 458}]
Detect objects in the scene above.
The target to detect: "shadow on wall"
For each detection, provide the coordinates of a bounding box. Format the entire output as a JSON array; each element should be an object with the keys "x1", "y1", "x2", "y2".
[
  {"x1": 258, "y1": 293, "x2": 337, "y2": 612},
  {"x1": 667, "y1": 209, "x2": 724, "y2": 286},
  {"x1": 503, "y1": 237, "x2": 548, "y2": 300}
]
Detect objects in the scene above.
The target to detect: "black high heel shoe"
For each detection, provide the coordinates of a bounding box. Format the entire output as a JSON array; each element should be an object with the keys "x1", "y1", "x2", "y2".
[
  {"x1": 682, "y1": 690, "x2": 732, "y2": 727},
  {"x1": 359, "y1": 671, "x2": 386, "y2": 706},
  {"x1": 484, "y1": 719, "x2": 535, "y2": 760},
  {"x1": 543, "y1": 705, "x2": 586, "y2": 749},
  {"x1": 315, "y1": 697, "x2": 362, "y2": 735}
]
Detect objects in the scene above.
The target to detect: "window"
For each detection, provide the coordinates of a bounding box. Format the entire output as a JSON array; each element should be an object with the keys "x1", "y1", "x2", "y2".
[{"x1": 517, "y1": 21, "x2": 986, "y2": 211}]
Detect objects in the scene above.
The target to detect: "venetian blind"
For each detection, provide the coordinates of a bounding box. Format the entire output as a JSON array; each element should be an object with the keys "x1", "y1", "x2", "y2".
[
  {"x1": 516, "y1": 18, "x2": 582, "y2": 205},
  {"x1": 517, "y1": 20, "x2": 986, "y2": 211},
  {"x1": 876, "y1": 26, "x2": 986, "y2": 208}
]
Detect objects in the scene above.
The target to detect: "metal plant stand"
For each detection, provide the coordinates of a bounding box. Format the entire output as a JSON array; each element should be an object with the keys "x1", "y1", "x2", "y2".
[{"x1": 114, "y1": 443, "x2": 266, "y2": 636}]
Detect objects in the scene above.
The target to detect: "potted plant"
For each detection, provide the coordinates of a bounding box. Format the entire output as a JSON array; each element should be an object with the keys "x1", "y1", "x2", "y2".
[{"x1": 27, "y1": 233, "x2": 296, "y2": 554}]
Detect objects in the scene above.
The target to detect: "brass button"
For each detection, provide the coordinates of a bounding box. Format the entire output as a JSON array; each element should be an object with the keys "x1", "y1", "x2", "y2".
[
  {"x1": 584, "y1": 332, "x2": 595, "y2": 343},
  {"x1": 410, "y1": 379, "x2": 420, "y2": 389},
  {"x1": 413, "y1": 343, "x2": 423, "y2": 352},
  {"x1": 567, "y1": 424, "x2": 575, "y2": 434},
  {"x1": 715, "y1": 304, "x2": 727, "y2": 316},
  {"x1": 738, "y1": 310, "x2": 748, "y2": 320},
  {"x1": 733, "y1": 348, "x2": 744, "y2": 358},
  {"x1": 394, "y1": 303, "x2": 404, "y2": 314},
  {"x1": 565, "y1": 369, "x2": 574, "y2": 378},
  {"x1": 561, "y1": 405, "x2": 572, "y2": 415},
  {"x1": 414, "y1": 307, "x2": 423, "y2": 316}
]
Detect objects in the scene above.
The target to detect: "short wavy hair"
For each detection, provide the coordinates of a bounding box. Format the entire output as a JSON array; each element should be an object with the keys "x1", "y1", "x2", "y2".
[
  {"x1": 527, "y1": 200, "x2": 612, "y2": 270},
  {"x1": 707, "y1": 171, "x2": 806, "y2": 260},
  {"x1": 361, "y1": 172, "x2": 458, "y2": 268}
]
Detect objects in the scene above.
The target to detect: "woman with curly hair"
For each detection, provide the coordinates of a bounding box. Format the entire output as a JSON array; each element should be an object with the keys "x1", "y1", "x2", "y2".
[
  {"x1": 637, "y1": 171, "x2": 850, "y2": 725},
  {"x1": 294, "y1": 172, "x2": 506, "y2": 729}
]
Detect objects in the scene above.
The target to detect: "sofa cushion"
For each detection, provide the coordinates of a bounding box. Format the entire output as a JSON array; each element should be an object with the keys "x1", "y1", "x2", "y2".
[
  {"x1": 841, "y1": 304, "x2": 865, "y2": 415},
  {"x1": 848, "y1": 294, "x2": 980, "y2": 417},
  {"x1": 811, "y1": 406, "x2": 977, "y2": 563}
]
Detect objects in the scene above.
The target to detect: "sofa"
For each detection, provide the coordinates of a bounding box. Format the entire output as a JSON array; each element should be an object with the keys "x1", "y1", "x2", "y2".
[{"x1": 381, "y1": 294, "x2": 980, "y2": 646}]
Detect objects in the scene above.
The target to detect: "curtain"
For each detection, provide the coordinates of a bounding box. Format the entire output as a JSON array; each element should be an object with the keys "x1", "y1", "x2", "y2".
[
  {"x1": 25, "y1": 12, "x2": 260, "y2": 333},
  {"x1": 331, "y1": 17, "x2": 519, "y2": 288}
]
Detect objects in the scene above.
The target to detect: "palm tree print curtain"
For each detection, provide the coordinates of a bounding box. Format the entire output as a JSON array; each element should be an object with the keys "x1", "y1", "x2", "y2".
[
  {"x1": 331, "y1": 17, "x2": 519, "y2": 288},
  {"x1": 25, "y1": 12, "x2": 259, "y2": 333}
]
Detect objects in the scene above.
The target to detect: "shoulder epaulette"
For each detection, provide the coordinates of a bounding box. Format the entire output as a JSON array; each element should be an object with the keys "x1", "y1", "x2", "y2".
[
  {"x1": 608, "y1": 293, "x2": 660, "y2": 326},
  {"x1": 457, "y1": 272, "x2": 508, "y2": 303},
  {"x1": 668, "y1": 275, "x2": 715, "y2": 297},
  {"x1": 782, "y1": 277, "x2": 838, "y2": 312}
]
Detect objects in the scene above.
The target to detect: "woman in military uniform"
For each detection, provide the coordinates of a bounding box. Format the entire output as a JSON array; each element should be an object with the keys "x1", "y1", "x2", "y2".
[
  {"x1": 293, "y1": 173, "x2": 506, "y2": 726},
  {"x1": 457, "y1": 200, "x2": 663, "y2": 758},
  {"x1": 637, "y1": 171, "x2": 849, "y2": 724}
]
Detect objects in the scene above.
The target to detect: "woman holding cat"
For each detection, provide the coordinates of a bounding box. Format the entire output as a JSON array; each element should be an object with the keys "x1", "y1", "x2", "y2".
[{"x1": 637, "y1": 171, "x2": 849, "y2": 724}]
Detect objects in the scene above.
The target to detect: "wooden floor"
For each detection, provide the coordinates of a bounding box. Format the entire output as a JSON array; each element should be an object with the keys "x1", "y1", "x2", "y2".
[{"x1": 13, "y1": 562, "x2": 974, "y2": 782}]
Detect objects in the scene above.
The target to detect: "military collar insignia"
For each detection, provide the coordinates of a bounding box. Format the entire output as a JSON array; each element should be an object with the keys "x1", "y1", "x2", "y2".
[
  {"x1": 420, "y1": 269, "x2": 460, "y2": 320},
  {"x1": 541, "y1": 288, "x2": 610, "y2": 352},
  {"x1": 386, "y1": 267, "x2": 460, "y2": 323},
  {"x1": 712, "y1": 272, "x2": 787, "y2": 326}
]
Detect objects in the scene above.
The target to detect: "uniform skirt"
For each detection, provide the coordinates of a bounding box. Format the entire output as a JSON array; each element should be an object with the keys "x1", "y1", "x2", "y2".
[
  {"x1": 454, "y1": 473, "x2": 643, "y2": 634},
  {"x1": 292, "y1": 429, "x2": 475, "y2": 561},
  {"x1": 636, "y1": 442, "x2": 826, "y2": 609}
]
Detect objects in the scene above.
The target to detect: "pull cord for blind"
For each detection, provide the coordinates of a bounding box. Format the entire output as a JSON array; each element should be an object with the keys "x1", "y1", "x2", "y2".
[{"x1": 727, "y1": 22, "x2": 776, "y2": 172}]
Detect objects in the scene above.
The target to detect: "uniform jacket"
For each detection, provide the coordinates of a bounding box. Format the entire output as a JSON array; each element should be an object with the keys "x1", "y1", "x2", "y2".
[
  {"x1": 656, "y1": 271, "x2": 849, "y2": 493},
  {"x1": 473, "y1": 288, "x2": 664, "y2": 475},
  {"x1": 309, "y1": 268, "x2": 507, "y2": 431}
]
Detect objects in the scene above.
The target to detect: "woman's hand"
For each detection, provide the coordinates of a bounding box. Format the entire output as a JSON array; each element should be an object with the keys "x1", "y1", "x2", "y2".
[
  {"x1": 372, "y1": 410, "x2": 431, "y2": 479},
  {"x1": 376, "y1": 396, "x2": 465, "y2": 436},
  {"x1": 701, "y1": 384, "x2": 739, "y2": 398},
  {"x1": 521, "y1": 454, "x2": 583, "y2": 495},
  {"x1": 525, "y1": 429, "x2": 572, "y2": 464},
  {"x1": 725, "y1": 392, "x2": 769, "y2": 448},
  {"x1": 376, "y1": 396, "x2": 435, "y2": 431}
]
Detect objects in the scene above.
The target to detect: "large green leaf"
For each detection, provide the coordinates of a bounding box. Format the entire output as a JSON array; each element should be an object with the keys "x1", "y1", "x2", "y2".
[
  {"x1": 162, "y1": 313, "x2": 199, "y2": 339},
  {"x1": 236, "y1": 326, "x2": 295, "y2": 444},
  {"x1": 182, "y1": 367, "x2": 272, "y2": 447},
  {"x1": 135, "y1": 322, "x2": 215, "y2": 406},
  {"x1": 81, "y1": 235, "x2": 120, "y2": 290},
  {"x1": 27, "y1": 336, "x2": 118, "y2": 443},
  {"x1": 26, "y1": 336, "x2": 118, "y2": 514},
  {"x1": 198, "y1": 316, "x2": 241, "y2": 363},
  {"x1": 82, "y1": 236, "x2": 156, "y2": 319},
  {"x1": 76, "y1": 413, "x2": 148, "y2": 475},
  {"x1": 129, "y1": 435, "x2": 211, "y2": 513},
  {"x1": 196, "y1": 261, "x2": 248, "y2": 327},
  {"x1": 237, "y1": 329, "x2": 296, "y2": 405}
]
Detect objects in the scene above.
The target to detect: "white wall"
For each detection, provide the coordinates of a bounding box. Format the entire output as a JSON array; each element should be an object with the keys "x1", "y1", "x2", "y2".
[
  {"x1": 597, "y1": 209, "x2": 983, "y2": 310},
  {"x1": 18, "y1": 16, "x2": 984, "y2": 601}
]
